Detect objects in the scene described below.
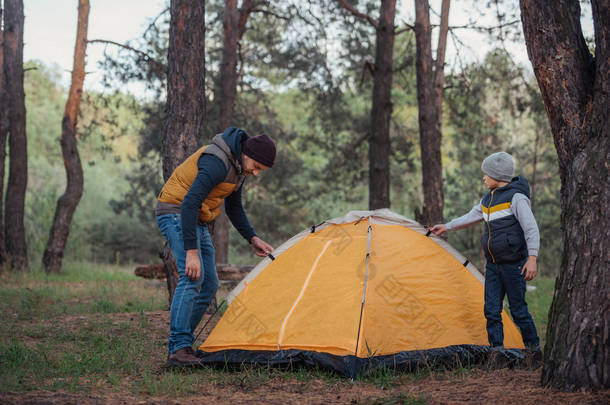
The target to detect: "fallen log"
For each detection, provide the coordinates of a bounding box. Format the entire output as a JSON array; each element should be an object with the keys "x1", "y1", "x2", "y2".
[
  {"x1": 135, "y1": 263, "x2": 165, "y2": 279},
  {"x1": 135, "y1": 262, "x2": 254, "y2": 281}
]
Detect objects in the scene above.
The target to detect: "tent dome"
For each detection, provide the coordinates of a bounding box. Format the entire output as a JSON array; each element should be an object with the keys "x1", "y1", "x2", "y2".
[{"x1": 198, "y1": 209, "x2": 525, "y2": 376}]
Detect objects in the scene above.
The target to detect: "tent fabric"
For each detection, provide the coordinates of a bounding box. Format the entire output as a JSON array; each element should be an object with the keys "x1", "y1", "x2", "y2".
[{"x1": 198, "y1": 209, "x2": 525, "y2": 376}]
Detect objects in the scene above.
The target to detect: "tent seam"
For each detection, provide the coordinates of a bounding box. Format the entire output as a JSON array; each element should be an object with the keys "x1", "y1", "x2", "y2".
[{"x1": 277, "y1": 239, "x2": 333, "y2": 350}]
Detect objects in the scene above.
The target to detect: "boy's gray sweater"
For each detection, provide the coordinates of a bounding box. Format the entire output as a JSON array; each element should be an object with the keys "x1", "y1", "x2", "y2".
[{"x1": 446, "y1": 193, "x2": 540, "y2": 257}]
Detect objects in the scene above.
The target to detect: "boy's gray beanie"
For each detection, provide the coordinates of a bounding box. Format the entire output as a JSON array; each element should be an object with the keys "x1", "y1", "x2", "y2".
[{"x1": 481, "y1": 152, "x2": 514, "y2": 182}]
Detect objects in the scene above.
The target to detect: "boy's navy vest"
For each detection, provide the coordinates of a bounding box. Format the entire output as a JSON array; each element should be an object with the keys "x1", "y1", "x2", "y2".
[{"x1": 480, "y1": 176, "x2": 530, "y2": 264}]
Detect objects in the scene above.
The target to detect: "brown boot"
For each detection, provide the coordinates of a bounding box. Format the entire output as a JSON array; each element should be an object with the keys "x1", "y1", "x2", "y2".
[{"x1": 165, "y1": 347, "x2": 202, "y2": 368}]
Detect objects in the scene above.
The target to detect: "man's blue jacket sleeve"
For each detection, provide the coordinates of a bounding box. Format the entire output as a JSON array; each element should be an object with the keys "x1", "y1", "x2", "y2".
[{"x1": 225, "y1": 183, "x2": 256, "y2": 243}]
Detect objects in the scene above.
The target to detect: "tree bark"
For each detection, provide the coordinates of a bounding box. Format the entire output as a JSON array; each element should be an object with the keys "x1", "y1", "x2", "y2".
[
  {"x1": 520, "y1": 0, "x2": 609, "y2": 391},
  {"x1": 162, "y1": 0, "x2": 206, "y2": 304},
  {"x1": 41, "y1": 0, "x2": 89, "y2": 273},
  {"x1": 212, "y1": 0, "x2": 255, "y2": 265},
  {"x1": 530, "y1": 129, "x2": 540, "y2": 208},
  {"x1": 161, "y1": 241, "x2": 179, "y2": 307},
  {"x1": 3, "y1": 0, "x2": 27, "y2": 270},
  {"x1": 414, "y1": 0, "x2": 450, "y2": 226},
  {"x1": 337, "y1": 0, "x2": 397, "y2": 210},
  {"x1": 0, "y1": 5, "x2": 8, "y2": 265},
  {"x1": 368, "y1": 0, "x2": 396, "y2": 209},
  {"x1": 162, "y1": 0, "x2": 206, "y2": 181}
]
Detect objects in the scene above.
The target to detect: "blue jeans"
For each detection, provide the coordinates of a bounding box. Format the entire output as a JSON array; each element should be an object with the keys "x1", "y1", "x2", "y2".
[
  {"x1": 156, "y1": 214, "x2": 219, "y2": 354},
  {"x1": 484, "y1": 258, "x2": 540, "y2": 350}
]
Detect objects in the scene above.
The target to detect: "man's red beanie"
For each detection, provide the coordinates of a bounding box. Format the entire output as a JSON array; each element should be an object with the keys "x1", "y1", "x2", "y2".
[{"x1": 243, "y1": 134, "x2": 276, "y2": 167}]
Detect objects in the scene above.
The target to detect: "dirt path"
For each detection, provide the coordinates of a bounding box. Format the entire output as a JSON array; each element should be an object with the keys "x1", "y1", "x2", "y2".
[{"x1": 2, "y1": 367, "x2": 608, "y2": 405}]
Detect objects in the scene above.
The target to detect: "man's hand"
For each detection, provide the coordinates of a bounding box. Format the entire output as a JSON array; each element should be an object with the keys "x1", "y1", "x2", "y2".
[
  {"x1": 250, "y1": 236, "x2": 273, "y2": 257},
  {"x1": 430, "y1": 224, "x2": 447, "y2": 236},
  {"x1": 521, "y1": 256, "x2": 537, "y2": 281},
  {"x1": 185, "y1": 249, "x2": 201, "y2": 281}
]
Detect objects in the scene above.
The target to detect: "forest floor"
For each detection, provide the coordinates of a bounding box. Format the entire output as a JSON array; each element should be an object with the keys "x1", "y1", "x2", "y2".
[{"x1": 1, "y1": 264, "x2": 607, "y2": 405}]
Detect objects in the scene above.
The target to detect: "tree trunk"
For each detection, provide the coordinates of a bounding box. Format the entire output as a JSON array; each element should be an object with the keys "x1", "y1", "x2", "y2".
[
  {"x1": 0, "y1": 5, "x2": 8, "y2": 265},
  {"x1": 163, "y1": 0, "x2": 205, "y2": 181},
  {"x1": 520, "y1": 0, "x2": 609, "y2": 391},
  {"x1": 162, "y1": 0, "x2": 206, "y2": 303},
  {"x1": 414, "y1": 0, "x2": 450, "y2": 226},
  {"x1": 212, "y1": 0, "x2": 254, "y2": 265},
  {"x1": 161, "y1": 241, "x2": 179, "y2": 306},
  {"x1": 368, "y1": 0, "x2": 396, "y2": 210},
  {"x1": 42, "y1": 0, "x2": 89, "y2": 273},
  {"x1": 530, "y1": 129, "x2": 539, "y2": 208},
  {"x1": 3, "y1": 0, "x2": 27, "y2": 270}
]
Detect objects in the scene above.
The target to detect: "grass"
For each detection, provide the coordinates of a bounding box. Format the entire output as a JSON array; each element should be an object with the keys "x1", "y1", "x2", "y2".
[
  {"x1": 0, "y1": 263, "x2": 169, "y2": 393},
  {"x1": 0, "y1": 263, "x2": 166, "y2": 321},
  {"x1": 0, "y1": 262, "x2": 351, "y2": 397},
  {"x1": 525, "y1": 276, "x2": 555, "y2": 345},
  {"x1": 0, "y1": 263, "x2": 557, "y2": 399}
]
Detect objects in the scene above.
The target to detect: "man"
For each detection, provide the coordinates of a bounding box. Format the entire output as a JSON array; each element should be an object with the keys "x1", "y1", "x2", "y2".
[{"x1": 155, "y1": 126, "x2": 275, "y2": 367}]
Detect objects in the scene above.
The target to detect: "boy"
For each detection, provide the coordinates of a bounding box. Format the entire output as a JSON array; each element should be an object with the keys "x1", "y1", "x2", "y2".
[{"x1": 430, "y1": 152, "x2": 541, "y2": 361}]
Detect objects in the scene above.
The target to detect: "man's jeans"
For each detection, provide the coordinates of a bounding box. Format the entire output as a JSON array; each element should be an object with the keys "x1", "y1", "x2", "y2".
[
  {"x1": 484, "y1": 258, "x2": 540, "y2": 350},
  {"x1": 156, "y1": 214, "x2": 218, "y2": 354}
]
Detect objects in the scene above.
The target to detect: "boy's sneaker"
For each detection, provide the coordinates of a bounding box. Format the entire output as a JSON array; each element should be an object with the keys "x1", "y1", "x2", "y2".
[{"x1": 165, "y1": 347, "x2": 202, "y2": 369}]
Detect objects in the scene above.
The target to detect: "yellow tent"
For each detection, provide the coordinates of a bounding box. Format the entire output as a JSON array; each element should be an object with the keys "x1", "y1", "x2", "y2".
[{"x1": 199, "y1": 209, "x2": 525, "y2": 376}]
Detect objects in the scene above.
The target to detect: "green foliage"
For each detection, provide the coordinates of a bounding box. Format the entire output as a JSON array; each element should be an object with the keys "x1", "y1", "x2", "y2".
[
  {"x1": 22, "y1": 3, "x2": 562, "y2": 275},
  {"x1": 23, "y1": 61, "x2": 161, "y2": 266}
]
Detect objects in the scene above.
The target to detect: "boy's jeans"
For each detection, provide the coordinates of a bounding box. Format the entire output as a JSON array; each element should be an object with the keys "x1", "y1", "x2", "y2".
[
  {"x1": 484, "y1": 258, "x2": 540, "y2": 350},
  {"x1": 156, "y1": 214, "x2": 219, "y2": 354}
]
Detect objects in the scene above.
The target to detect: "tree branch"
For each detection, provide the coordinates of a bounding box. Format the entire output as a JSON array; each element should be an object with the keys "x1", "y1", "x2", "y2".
[
  {"x1": 88, "y1": 39, "x2": 165, "y2": 69},
  {"x1": 393, "y1": 53, "x2": 415, "y2": 73},
  {"x1": 444, "y1": 20, "x2": 520, "y2": 32},
  {"x1": 341, "y1": 131, "x2": 370, "y2": 155},
  {"x1": 395, "y1": 24, "x2": 414, "y2": 36},
  {"x1": 337, "y1": 0, "x2": 378, "y2": 28},
  {"x1": 142, "y1": 7, "x2": 170, "y2": 37},
  {"x1": 250, "y1": 8, "x2": 291, "y2": 21},
  {"x1": 434, "y1": 0, "x2": 450, "y2": 86},
  {"x1": 238, "y1": 0, "x2": 257, "y2": 38}
]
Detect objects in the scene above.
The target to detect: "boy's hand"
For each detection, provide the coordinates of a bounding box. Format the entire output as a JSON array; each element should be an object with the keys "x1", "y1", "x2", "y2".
[
  {"x1": 430, "y1": 224, "x2": 447, "y2": 236},
  {"x1": 185, "y1": 249, "x2": 201, "y2": 281},
  {"x1": 251, "y1": 236, "x2": 274, "y2": 257},
  {"x1": 521, "y1": 256, "x2": 537, "y2": 281}
]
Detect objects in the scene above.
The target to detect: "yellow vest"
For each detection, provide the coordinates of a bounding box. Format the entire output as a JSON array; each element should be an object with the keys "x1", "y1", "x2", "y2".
[{"x1": 157, "y1": 135, "x2": 244, "y2": 224}]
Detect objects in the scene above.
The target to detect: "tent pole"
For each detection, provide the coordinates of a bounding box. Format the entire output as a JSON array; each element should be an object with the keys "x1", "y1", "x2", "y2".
[{"x1": 354, "y1": 216, "x2": 373, "y2": 359}]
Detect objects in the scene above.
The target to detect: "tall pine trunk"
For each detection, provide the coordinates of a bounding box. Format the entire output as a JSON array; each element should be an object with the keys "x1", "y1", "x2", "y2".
[
  {"x1": 162, "y1": 0, "x2": 205, "y2": 181},
  {"x1": 42, "y1": 0, "x2": 89, "y2": 273},
  {"x1": 520, "y1": 0, "x2": 609, "y2": 391},
  {"x1": 162, "y1": 0, "x2": 206, "y2": 305},
  {"x1": 0, "y1": 5, "x2": 8, "y2": 265},
  {"x1": 212, "y1": 0, "x2": 254, "y2": 265},
  {"x1": 368, "y1": 0, "x2": 396, "y2": 210},
  {"x1": 3, "y1": 0, "x2": 27, "y2": 270},
  {"x1": 414, "y1": 0, "x2": 450, "y2": 226}
]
